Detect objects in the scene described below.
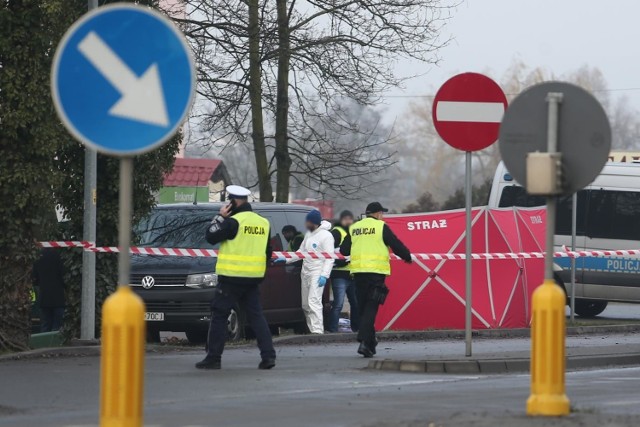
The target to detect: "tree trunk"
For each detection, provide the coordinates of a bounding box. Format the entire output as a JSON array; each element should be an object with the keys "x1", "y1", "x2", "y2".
[
  {"x1": 248, "y1": 0, "x2": 273, "y2": 201},
  {"x1": 274, "y1": 0, "x2": 292, "y2": 203}
]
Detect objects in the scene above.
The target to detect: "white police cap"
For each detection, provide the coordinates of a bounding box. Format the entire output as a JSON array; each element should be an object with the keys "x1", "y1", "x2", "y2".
[{"x1": 226, "y1": 185, "x2": 252, "y2": 198}]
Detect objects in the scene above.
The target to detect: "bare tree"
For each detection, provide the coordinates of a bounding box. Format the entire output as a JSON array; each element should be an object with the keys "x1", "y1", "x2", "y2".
[
  {"x1": 178, "y1": 0, "x2": 276, "y2": 200},
  {"x1": 289, "y1": 100, "x2": 396, "y2": 201},
  {"x1": 174, "y1": 0, "x2": 451, "y2": 201}
]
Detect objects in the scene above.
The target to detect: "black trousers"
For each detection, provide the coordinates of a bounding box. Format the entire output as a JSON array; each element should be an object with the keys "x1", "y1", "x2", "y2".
[
  {"x1": 207, "y1": 282, "x2": 276, "y2": 361},
  {"x1": 354, "y1": 273, "x2": 386, "y2": 347},
  {"x1": 40, "y1": 306, "x2": 64, "y2": 332}
]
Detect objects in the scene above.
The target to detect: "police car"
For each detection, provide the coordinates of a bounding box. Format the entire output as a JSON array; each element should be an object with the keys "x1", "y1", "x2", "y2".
[{"x1": 489, "y1": 158, "x2": 640, "y2": 317}]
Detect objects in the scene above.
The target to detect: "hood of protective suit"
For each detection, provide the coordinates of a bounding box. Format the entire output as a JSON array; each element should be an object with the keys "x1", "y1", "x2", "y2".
[
  {"x1": 318, "y1": 220, "x2": 332, "y2": 232},
  {"x1": 300, "y1": 220, "x2": 335, "y2": 276}
]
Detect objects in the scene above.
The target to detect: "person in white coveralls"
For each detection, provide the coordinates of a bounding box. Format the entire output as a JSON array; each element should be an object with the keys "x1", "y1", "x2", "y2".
[{"x1": 277, "y1": 209, "x2": 334, "y2": 334}]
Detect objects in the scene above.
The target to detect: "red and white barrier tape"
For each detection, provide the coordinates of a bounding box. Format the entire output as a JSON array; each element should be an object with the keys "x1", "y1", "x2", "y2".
[
  {"x1": 39, "y1": 241, "x2": 91, "y2": 248},
  {"x1": 36, "y1": 241, "x2": 640, "y2": 260}
]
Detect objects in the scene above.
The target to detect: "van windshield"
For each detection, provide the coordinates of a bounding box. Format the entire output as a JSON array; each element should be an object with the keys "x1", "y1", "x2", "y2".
[
  {"x1": 135, "y1": 209, "x2": 218, "y2": 249},
  {"x1": 498, "y1": 186, "x2": 588, "y2": 236},
  {"x1": 498, "y1": 186, "x2": 545, "y2": 208}
]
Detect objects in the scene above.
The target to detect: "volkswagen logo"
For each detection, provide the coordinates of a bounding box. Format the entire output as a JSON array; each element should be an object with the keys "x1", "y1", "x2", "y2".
[{"x1": 141, "y1": 276, "x2": 155, "y2": 289}]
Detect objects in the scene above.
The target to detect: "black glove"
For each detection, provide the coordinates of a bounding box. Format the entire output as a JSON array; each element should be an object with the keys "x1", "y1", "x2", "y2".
[{"x1": 334, "y1": 259, "x2": 349, "y2": 268}]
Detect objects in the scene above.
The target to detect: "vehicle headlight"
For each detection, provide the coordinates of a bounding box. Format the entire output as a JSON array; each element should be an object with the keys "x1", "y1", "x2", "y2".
[{"x1": 186, "y1": 272, "x2": 218, "y2": 289}]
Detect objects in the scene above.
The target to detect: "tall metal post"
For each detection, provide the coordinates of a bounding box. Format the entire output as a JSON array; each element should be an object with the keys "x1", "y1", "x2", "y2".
[
  {"x1": 544, "y1": 93, "x2": 562, "y2": 281},
  {"x1": 464, "y1": 151, "x2": 473, "y2": 357},
  {"x1": 100, "y1": 158, "x2": 146, "y2": 427},
  {"x1": 527, "y1": 92, "x2": 570, "y2": 416},
  {"x1": 117, "y1": 158, "x2": 133, "y2": 287},
  {"x1": 570, "y1": 192, "x2": 577, "y2": 322},
  {"x1": 80, "y1": 0, "x2": 99, "y2": 341}
]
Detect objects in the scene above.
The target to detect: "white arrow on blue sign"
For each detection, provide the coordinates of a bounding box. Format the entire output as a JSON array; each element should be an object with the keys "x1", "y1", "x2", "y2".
[{"x1": 51, "y1": 4, "x2": 195, "y2": 156}]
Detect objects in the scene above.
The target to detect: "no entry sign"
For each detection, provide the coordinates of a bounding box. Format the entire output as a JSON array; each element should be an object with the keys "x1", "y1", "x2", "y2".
[
  {"x1": 431, "y1": 72, "x2": 508, "y2": 357},
  {"x1": 432, "y1": 73, "x2": 507, "y2": 152}
]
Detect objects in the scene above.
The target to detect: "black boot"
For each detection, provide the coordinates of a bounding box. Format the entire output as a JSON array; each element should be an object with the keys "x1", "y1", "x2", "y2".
[
  {"x1": 195, "y1": 357, "x2": 221, "y2": 370},
  {"x1": 357, "y1": 342, "x2": 374, "y2": 358},
  {"x1": 259, "y1": 358, "x2": 276, "y2": 370},
  {"x1": 370, "y1": 338, "x2": 379, "y2": 355}
]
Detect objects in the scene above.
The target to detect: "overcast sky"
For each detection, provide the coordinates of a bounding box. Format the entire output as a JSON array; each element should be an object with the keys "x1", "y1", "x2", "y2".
[{"x1": 381, "y1": 0, "x2": 640, "y2": 121}]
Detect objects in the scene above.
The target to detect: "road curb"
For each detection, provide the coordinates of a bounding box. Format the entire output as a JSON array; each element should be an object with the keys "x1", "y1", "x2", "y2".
[
  {"x1": 273, "y1": 323, "x2": 640, "y2": 346},
  {"x1": 368, "y1": 352, "x2": 640, "y2": 374},
  {"x1": 4, "y1": 323, "x2": 640, "y2": 361},
  {"x1": 0, "y1": 343, "x2": 199, "y2": 362},
  {"x1": 0, "y1": 346, "x2": 101, "y2": 361}
]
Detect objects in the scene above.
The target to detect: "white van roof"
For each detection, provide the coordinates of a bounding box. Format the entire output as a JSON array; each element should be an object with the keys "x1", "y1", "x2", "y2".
[
  {"x1": 495, "y1": 160, "x2": 640, "y2": 189},
  {"x1": 590, "y1": 162, "x2": 640, "y2": 189}
]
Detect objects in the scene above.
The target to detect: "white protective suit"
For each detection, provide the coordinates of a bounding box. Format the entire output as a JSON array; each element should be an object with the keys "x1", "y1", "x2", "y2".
[{"x1": 296, "y1": 220, "x2": 335, "y2": 334}]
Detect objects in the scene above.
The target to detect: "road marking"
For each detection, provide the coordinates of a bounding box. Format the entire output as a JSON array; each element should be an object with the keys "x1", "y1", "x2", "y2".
[
  {"x1": 435, "y1": 101, "x2": 504, "y2": 123},
  {"x1": 78, "y1": 31, "x2": 169, "y2": 127},
  {"x1": 145, "y1": 376, "x2": 480, "y2": 407}
]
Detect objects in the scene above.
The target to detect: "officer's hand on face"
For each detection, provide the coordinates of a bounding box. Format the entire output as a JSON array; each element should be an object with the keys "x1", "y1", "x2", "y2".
[
  {"x1": 220, "y1": 203, "x2": 233, "y2": 218},
  {"x1": 318, "y1": 276, "x2": 328, "y2": 287}
]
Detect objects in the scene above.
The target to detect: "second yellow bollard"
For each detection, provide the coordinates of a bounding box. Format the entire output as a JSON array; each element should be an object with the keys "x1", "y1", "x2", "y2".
[
  {"x1": 527, "y1": 279, "x2": 570, "y2": 416},
  {"x1": 100, "y1": 286, "x2": 146, "y2": 427}
]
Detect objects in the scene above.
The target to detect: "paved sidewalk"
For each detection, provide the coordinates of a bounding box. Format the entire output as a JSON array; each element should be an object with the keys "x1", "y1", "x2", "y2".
[
  {"x1": 368, "y1": 333, "x2": 640, "y2": 374},
  {"x1": 365, "y1": 412, "x2": 640, "y2": 427},
  {"x1": 274, "y1": 323, "x2": 640, "y2": 346}
]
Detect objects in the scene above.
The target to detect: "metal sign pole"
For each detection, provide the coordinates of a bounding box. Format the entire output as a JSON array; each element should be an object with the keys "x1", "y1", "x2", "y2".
[
  {"x1": 570, "y1": 192, "x2": 577, "y2": 322},
  {"x1": 118, "y1": 157, "x2": 133, "y2": 286},
  {"x1": 465, "y1": 151, "x2": 472, "y2": 357},
  {"x1": 79, "y1": 0, "x2": 99, "y2": 342},
  {"x1": 526, "y1": 91, "x2": 570, "y2": 417},
  {"x1": 100, "y1": 157, "x2": 145, "y2": 427},
  {"x1": 544, "y1": 94, "x2": 562, "y2": 280}
]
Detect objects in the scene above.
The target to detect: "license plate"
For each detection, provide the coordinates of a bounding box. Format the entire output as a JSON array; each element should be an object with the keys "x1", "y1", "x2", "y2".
[{"x1": 145, "y1": 312, "x2": 164, "y2": 321}]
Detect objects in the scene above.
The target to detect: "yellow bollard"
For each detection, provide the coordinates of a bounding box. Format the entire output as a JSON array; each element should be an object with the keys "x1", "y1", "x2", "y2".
[
  {"x1": 527, "y1": 279, "x2": 570, "y2": 416},
  {"x1": 100, "y1": 286, "x2": 146, "y2": 427}
]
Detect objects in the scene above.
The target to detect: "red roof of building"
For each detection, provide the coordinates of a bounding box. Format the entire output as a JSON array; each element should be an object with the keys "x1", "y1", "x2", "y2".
[{"x1": 163, "y1": 158, "x2": 224, "y2": 187}]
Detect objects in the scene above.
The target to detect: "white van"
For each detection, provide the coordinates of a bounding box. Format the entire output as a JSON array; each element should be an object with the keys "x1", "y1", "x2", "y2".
[{"x1": 488, "y1": 161, "x2": 640, "y2": 317}]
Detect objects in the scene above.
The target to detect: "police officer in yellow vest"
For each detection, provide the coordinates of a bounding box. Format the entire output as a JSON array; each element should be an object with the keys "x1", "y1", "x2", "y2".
[
  {"x1": 340, "y1": 202, "x2": 412, "y2": 358},
  {"x1": 196, "y1": 185, "x2": 276, "y2": 370}
]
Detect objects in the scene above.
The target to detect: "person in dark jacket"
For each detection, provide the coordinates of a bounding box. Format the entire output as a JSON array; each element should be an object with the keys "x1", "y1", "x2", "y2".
[
  {"x1": 282, "y1": 225, "x2": 304, "y2": 251},
  {"x1": 328, "y1": 210, "x2": 359, "y2": 333},
  {"x1": 33, "y1": 248, "x2": 66, "y2": 332},
  {"x1": 340, "y1": 202, "x2": 412, "y2": 358},
  {"x1": 196, "y1": 185, "x2": 276, "y2": 370}
]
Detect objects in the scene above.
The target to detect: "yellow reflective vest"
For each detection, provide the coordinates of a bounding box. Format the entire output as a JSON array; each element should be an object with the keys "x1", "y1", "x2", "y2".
[
  {"x1": 349, "y1": 217, "x2": 390, "y2": 275},
  {"x1": 216, "y1": 211, "x2": 270, "y2": 278},
  {"x1": 332, "y1": 226, "x2": 349, "y2": 272}
]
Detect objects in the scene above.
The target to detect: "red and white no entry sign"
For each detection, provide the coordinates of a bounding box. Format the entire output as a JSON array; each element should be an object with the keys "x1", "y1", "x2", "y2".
[{"x1": 432, "y1": 72, "x2": 507, "y2": 152}]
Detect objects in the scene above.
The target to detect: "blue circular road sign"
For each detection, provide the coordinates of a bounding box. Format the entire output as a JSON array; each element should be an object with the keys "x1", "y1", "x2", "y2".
[{"x1": 51, "y1": 4, "x2": 195, "y2": 156}]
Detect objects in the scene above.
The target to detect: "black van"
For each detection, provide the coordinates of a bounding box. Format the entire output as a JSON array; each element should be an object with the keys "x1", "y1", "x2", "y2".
[{"x1": 131, "y1": 202, "x2": 319, "y2": 343}]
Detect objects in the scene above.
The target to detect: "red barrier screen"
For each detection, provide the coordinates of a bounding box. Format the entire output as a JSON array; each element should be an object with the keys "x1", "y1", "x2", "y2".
[{"x1": 377, "y1": 207, "x2": 546, "y2": 330}]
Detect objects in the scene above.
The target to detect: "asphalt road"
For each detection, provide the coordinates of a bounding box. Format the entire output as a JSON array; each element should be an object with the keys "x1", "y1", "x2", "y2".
[
  {"x1": 2, "y1": 334, "x2": 640, "y2": 427},
  {"x1": 595, "y1": 302, "x2": 640, "y2": 320}
]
